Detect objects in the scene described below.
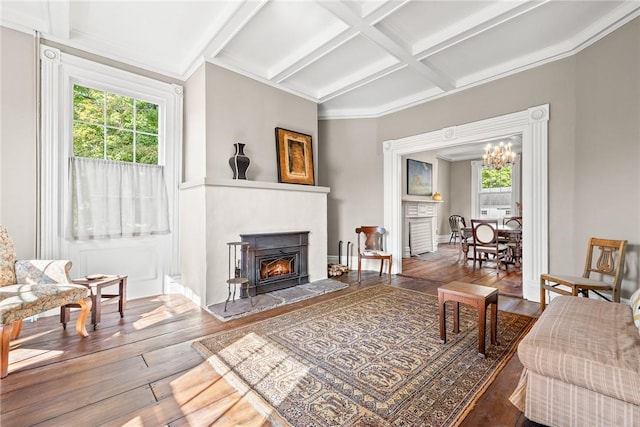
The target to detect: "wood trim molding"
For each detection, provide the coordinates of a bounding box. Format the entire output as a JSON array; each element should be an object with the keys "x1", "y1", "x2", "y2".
[{"x1": 383, "y1": 104, "x2": 549, "y2": 302}]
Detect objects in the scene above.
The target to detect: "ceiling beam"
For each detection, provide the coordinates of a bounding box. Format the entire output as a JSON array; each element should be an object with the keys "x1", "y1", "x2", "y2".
[
  {"x1": 413, "y1": 0, "x2": 549, "y2": 59},
  {"x1": 319, "y1": 0, "x2": 456, "y2": 91},
  {"x1": 271, "y1": 29, "x2": 358, "y2": 83},
  {"x1": 182, "y1": 0, "x2": 269, "y2": 76},
  {"x1": 271, "y1": 0, "x2": 409, "y2": 84}
]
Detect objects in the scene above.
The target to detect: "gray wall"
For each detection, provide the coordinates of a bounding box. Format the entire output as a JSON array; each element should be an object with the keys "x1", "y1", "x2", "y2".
[
  {"x1": 448, "y1": 160, "x2": 473, "y2": 225},
  {"x1": 204, "y1": 63, "x2": 318, "y2": 183},
  {"x1": 320, "y1": 17, "x2": 640, "y2": 296},
  {"x1": 318, "y1": 118, "x2": 379, "y2": 255},
  {"x1": 0, "y1": 27, "x2": 37, "y2": 258}
]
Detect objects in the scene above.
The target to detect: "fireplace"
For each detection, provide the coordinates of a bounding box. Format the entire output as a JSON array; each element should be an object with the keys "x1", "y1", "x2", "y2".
[{"x1": 240, "y1": 231, "x2": 309, "y2": 296}]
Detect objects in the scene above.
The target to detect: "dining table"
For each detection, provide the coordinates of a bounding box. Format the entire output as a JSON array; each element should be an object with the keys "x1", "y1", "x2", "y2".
[{"x1": 460, "y1": 224, "x2": 522, "y2": 268}]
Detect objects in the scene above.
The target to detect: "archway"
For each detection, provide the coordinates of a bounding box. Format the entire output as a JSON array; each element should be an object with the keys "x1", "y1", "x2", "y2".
[{"x1": 383, "y1": 105, "x2": 549, "y2": 301}]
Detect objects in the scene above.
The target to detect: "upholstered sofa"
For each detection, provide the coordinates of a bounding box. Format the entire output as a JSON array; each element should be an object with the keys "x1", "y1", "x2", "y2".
[
  {"x1": 0, "y1": 226, "x2": 91, "y2": 378},
  {"x1": 511, "y1": 296, "x2": 640, "y2": 426}
]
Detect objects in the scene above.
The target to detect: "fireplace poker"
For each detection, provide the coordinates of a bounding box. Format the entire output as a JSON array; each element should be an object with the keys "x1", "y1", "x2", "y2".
[
  {"x1": 346, "y1": 241, "x2": 351, "y2": 270},
  {"x1": 338, "y1": 240, "x2": 343, "y2": 265},
  {"x1": 350, "y1": 241, "x2": 354, "y2": 269}
]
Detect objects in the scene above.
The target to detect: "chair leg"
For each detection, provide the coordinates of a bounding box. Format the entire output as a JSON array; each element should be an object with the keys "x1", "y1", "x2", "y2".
[
  {"x1": 540, "y1": 278, "x2": 547, "y2": 312},
  {"x1": 387, "y1": 258, "x2": 392, "y2": 283},
  {"x1": 379, "y1": 259, "x2": 384, "y2": 277},
  {"x1": 1, "y1": 323, "x2": 15, "y2": 378},
  {"x1": 10, "y1": 320, "x2": 22, "y2": 340},
  {"x1": 357, "y1": 257, "x2": 362, "y2": 283}
]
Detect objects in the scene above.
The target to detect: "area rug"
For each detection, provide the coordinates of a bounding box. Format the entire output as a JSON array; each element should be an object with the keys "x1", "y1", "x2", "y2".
[
  {"x1": 207, "y1": 278, "x2": 349, "y2": 322},
  {"x1": 194, "y1": 285, "x2": 534, "y2": 426}
]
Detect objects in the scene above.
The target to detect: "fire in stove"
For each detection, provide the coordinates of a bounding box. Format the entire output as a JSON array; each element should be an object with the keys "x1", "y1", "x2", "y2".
[{"x1": 260, "y1": 257, "x2": 295, "y2": 280}]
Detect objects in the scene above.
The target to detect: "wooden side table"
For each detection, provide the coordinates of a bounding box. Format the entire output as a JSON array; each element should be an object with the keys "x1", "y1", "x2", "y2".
[
  {"x1": 438, "y1": 281, "x2": 498, "y2": 358},
  {"x1": 60, "y1": 275, "x2": 128, "y2": 330}
]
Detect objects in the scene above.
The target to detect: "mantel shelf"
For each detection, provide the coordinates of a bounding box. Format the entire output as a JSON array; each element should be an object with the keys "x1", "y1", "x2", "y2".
[
  {"x1": 402, "y1": 197, "x2": 443, "y2": 203},
  {"x1": 181, "y1": 178, "x2": 330, "y2": 194}
]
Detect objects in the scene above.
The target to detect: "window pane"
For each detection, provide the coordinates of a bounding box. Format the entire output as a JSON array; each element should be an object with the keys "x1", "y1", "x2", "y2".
[
  {"x1": 482, "y1": 167, "x2": 512, "y2": 189},
  {"x1": 73, "y1": 85, "x2": 104, "y2": 124},
  {"x1": 107, "y1": 128, "x2": 134, "y2": 162},
  {"x1": 136, "y1": 134, "x2": 158, "y2": 164},
  {"x1": 136, "y1": 100, "x2": 159, "y2": 133},
  {"x1": 106, "y1": 93, "x2": 134, "y2": 129},
  {"x1": 73, "y1": 123, "x2": 104, "y2": 158},
  {"x1": 479, "y1": 192, "x2": 512, "y2": 219}
]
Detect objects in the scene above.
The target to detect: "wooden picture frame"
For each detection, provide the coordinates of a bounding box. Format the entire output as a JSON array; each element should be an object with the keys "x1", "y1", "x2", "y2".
[
  {"x1": 275, "y1": 127, "x2": 315, "y2": 185},
  {"x1": 407, "y1": 159, "x2": 432, "y2": 196}
]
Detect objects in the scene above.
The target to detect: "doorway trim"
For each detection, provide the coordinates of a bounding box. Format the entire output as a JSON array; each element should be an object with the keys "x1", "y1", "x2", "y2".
[{"x1": 383, "y1": 104, "x2": 548, "y2": 301}]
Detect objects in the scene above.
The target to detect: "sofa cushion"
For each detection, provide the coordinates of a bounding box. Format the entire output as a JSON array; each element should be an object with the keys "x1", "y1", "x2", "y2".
[
  {"x1": 518, "y1": 296, "x2": 640, "y2": 405},
  {"x1": 0, "y1": 226, "x2": 17, "y2": 287},
  {"x1": 630, "y1": 288, "x2": 640, "y2": 331}
]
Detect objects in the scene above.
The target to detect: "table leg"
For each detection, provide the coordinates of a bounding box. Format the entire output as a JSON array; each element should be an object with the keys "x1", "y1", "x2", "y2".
[
  {"x1": 438, "y1": 293, "x2": 446, "y2": 344},
  {"x1": 453, "y1": 301, "x2": 460, "y2": 333},
  {"x1": 60, "y1": 306, "x2": 70, "y2": 330},
  {"x1": 490, "y1": 301, "x2": 498, "y2": 345},
  {"x1": 478, "y1": 301, "x2": 487, "y2": 358},
  {"x1": 462, "y1": 241, "x2": 470, "y2": 264},
  {"x1": 92, "y1": 286, "x2": 101, "y2": 330},
  {"x1": 119, "y1": 277, "x2": 127, "y2": 318}
]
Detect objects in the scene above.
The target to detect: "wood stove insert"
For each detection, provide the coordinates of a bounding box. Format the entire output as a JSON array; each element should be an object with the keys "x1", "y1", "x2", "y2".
[{"x1": 240, "y1": 231, "x2": 309, "y2": 296}]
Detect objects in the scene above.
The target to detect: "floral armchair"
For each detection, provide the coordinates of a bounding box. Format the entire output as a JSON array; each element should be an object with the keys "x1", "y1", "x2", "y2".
[
  {"x1": 0, "y1": 225, "x2": 91, "y2": 378},
  {"x1": 1, "y1": 226, "x2": 74, "y2": 287}
]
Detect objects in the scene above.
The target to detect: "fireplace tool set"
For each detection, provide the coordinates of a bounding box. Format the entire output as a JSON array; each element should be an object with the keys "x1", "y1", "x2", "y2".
[{"x1": 328, "y1": 240, "x2": 352, "y2": 277}]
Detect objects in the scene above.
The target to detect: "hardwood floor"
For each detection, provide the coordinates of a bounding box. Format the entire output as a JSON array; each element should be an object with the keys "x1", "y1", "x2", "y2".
[{"x1": 1, "y1": 249, "x2": 541, "y2": 426}]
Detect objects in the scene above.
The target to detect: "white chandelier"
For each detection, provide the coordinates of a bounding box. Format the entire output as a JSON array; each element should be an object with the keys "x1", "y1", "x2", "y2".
[{"x1": 483, "y1": 141, "x2": 515, "y2": 170}]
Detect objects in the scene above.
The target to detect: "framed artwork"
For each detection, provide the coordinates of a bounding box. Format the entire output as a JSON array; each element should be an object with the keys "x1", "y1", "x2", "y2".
[
  {"x1": 407, "y1": 159, "x2": 432, "y2": 196},
  {"x1": 275, "y1": 127, "x2": 315, "y2": 185}
]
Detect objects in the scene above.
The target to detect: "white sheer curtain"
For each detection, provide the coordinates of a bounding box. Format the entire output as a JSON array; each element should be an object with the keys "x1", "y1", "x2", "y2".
[{"x1": 69, "y1": 157, "x2": 170, "y2": 239}]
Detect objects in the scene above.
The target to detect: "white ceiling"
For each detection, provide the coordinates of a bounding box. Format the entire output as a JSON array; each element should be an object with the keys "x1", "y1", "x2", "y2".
[{"x1": 2, "y1": 1, "x2": 639, "y2": 119}]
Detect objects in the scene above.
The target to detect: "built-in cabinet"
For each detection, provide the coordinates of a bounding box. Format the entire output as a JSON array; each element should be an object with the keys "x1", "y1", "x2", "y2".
[{"x1": 403, "y1": 200, "x2": 441, "y2": 257}]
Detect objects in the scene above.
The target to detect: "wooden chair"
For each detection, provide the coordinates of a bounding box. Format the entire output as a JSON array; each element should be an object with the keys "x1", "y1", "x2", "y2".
[
  {"x1": 503, "y1": 216, "x2": 522, "y2": 228},
  {"x1": 449, "y1": 215, "x2": 466, "y2": 244},
  {"x1": 501, "y1": 216, "x2": 523, "y2": 264},
  {"x1": 540, "y1": 237, "x2": 628, "y2": 311},
  {"x1": 356, "y1": 226, "x2": 392, "y2": 283},
  {"x1": 470, "y1": 219, "x2": 508, "y2": 275}
]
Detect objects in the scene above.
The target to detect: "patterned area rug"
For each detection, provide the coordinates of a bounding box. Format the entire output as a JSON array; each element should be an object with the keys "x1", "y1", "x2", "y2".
[{"x1": 194, "y1": 285, "x2": 534, "y2": 426}]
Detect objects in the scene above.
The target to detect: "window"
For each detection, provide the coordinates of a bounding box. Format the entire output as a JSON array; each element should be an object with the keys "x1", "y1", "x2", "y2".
[
  {"x1": 70, "y1": 85, "x2": 168, "y2": 239},
  {"x1": 73, "y1": 85, "x2": 159, "y2": 164},
  {"x1": 40, "y1": 46, "x2": 182, "y2": 251},
  {"x1": 479, "y1": 167, "x2": 513, "y2": 220},
  {"x1": 471, "y1": 158, "x2": 521, "y2": 221}
]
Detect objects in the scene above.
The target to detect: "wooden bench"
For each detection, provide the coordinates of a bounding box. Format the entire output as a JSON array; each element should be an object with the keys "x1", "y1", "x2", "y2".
[{"x1": 0, "y1": 283, "x2": 91, "y2": 378}]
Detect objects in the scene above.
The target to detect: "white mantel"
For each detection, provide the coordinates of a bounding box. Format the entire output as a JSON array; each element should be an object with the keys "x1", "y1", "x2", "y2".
[{"x1": 179, "y1": 179, "x2": 329, "y2": 307}]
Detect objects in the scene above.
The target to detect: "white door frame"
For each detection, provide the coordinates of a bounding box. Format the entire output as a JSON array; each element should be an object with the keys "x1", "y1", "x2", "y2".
[{"x1": 383, "y1": 105, "x2": 549, "y2": 301}]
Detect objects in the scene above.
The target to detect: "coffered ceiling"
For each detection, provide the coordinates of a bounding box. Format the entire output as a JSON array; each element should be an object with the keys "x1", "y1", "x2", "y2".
[{"x1": 2, "y1": 1, "x2": 639, "y2": 119}]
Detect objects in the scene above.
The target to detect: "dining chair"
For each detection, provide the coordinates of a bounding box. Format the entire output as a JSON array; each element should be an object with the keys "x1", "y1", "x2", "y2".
[
  {"x1": 540, "y1": 237, "x2": 628, "y2": 311},
  {"x1": 503, "y1": 216, "x2": 522, "y2": 228},
  {"x1": 470, "y1": 219, "x2": 508, "y2": 275},
  {"x1": 355, "y1": 226, "x2": 392, "y2": 284},
  {"x1": 449, "y1": 215, "x2": 466, "y2": 244},
  {"x1": 501, "y1": 216, "x2": 523, "y2": 262}
]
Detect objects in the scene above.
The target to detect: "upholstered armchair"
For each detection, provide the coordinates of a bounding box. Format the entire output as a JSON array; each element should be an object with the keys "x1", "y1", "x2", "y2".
[
  {"x1": 1, "y1": 226, "x2": 75, "y2": 287},
  {"x1": 0, "y1": 225, "x2": 90, "y2": 378}
]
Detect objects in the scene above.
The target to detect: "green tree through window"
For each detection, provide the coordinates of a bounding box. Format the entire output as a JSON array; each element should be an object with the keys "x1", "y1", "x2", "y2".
[
  {"x1": 73, "y1": 85, "x2": 159, "y2": 164},
  {"x1": 482, "y1": 166, "x2": 512, "y2": 189}
]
